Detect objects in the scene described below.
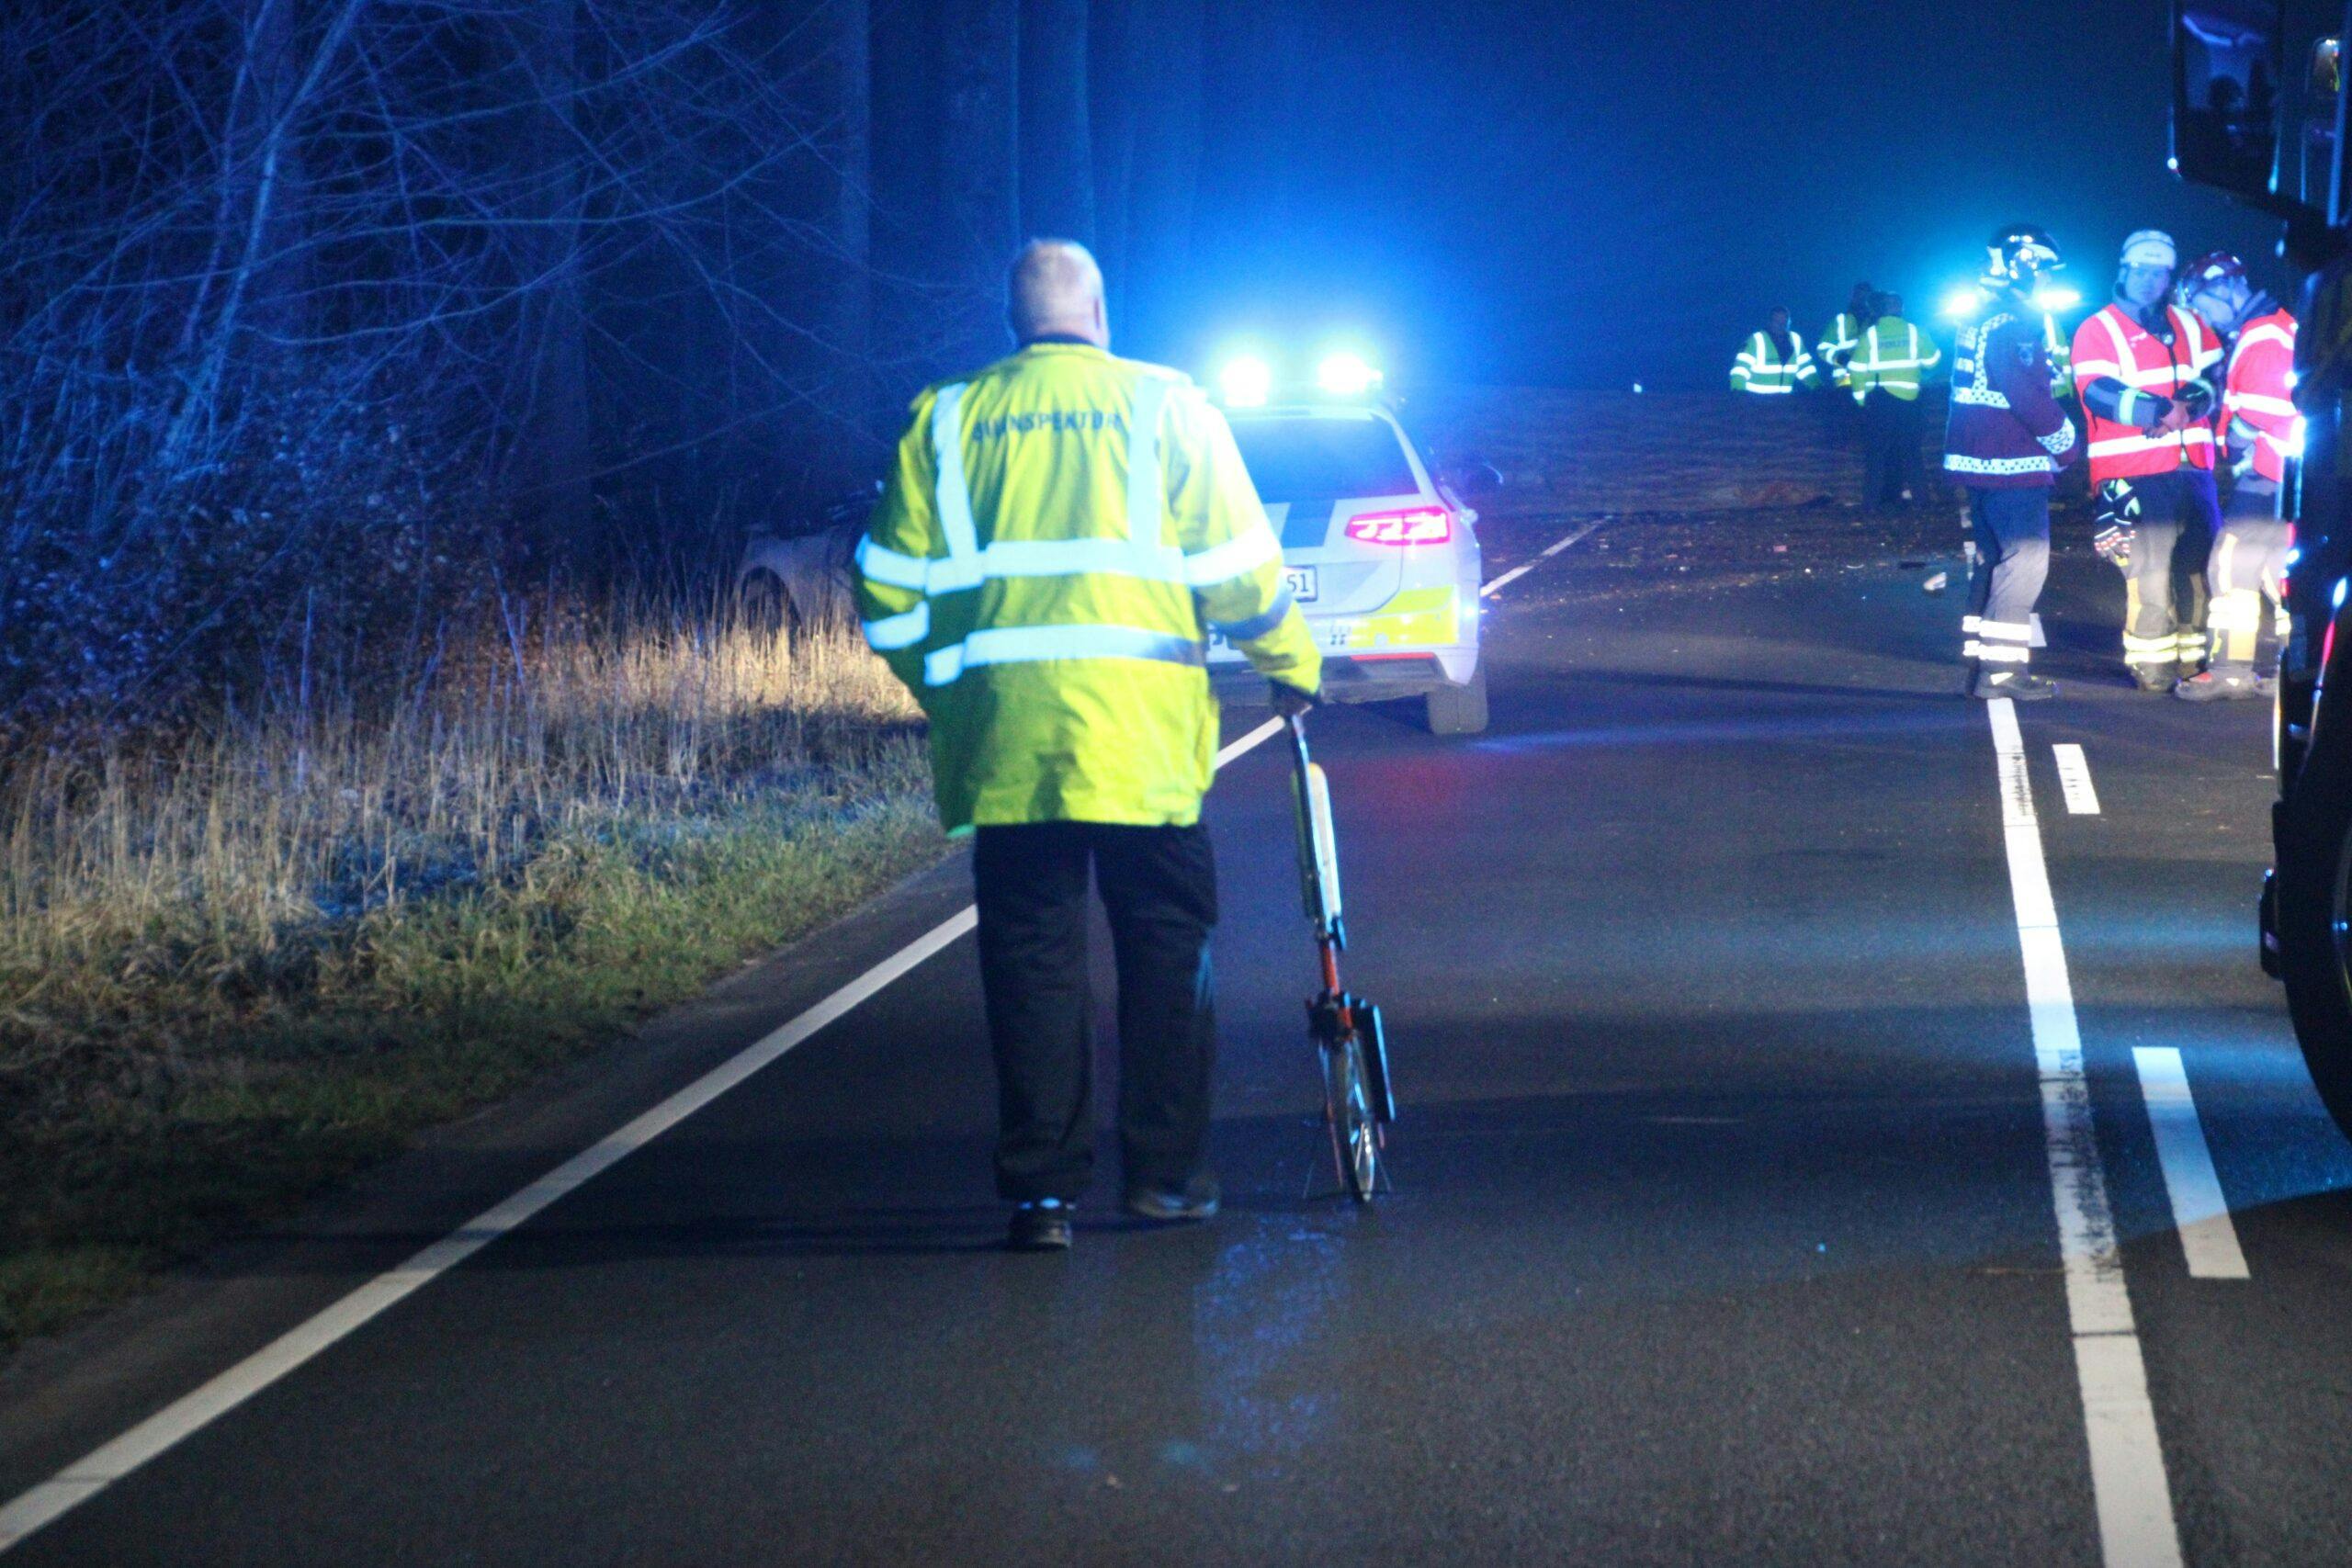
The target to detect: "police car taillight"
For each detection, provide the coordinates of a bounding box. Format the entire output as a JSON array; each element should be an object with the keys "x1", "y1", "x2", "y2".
[{"x1": 1344, "y1": 507, "x2": 1452, "y2": 546}]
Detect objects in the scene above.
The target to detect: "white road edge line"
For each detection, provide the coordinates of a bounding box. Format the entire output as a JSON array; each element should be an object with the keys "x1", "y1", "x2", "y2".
[
  {"x1": 2030, "y1": 612, "x2": 2049, "y2": 649},
  {"x1": 1986, "y1": 698, "x2": 2184, "y2": 1568},
  {"x1": 1, "y1": 527, "x2": 1599, "y2": 1551},
  {"x1": 2052, "y1": 743, "x2": 2101, "y2": 816},
  {"x1": 2132, "y1": 1047, "x2": 2251, "y2": 1280},
  {"x1": 1481, "y1": 518, "x2": 1602, "y2": 598}
]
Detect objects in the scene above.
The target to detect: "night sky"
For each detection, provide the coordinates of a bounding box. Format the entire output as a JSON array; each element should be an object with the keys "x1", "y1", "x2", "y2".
[{"x1": 1175, "y1": 0, "x2": 2285, "y2": 390}]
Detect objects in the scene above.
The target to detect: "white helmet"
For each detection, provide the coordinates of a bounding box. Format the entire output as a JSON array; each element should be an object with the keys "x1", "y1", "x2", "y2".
[{"x1": 2119, "y1": 229, "x2": 2178, "y2": 270}]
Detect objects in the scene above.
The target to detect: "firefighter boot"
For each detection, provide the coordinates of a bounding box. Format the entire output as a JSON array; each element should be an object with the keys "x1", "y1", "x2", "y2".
[{"x1": 2175, "y1": 667, "x2": 2264, "y2": 702}]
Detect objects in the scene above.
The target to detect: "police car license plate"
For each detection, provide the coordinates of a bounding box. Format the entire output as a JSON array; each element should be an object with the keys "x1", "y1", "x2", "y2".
[{"x1": 1284, "y1": 566, "x2": 1318, "y2": 603}]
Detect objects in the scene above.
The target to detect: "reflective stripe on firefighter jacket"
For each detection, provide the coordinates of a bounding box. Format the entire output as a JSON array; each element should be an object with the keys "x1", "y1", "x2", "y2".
[
  {"x1": 1730, "y1": 330, "x2": 1823, "y2": 395},
  {"x1": 854, "y1": 342, "x2": 1321, "y2": 833},
  {"x1": 1818, "y1": 312, "x2": 1864, "y2": 386},
  {"x1": 2071, "y1": 302, "x2": 2223, "y2": 480},
  {"x1": 2222, "y1": 308, "x2": 2299, "y2": 483},
  {"x1": 1844, "y1": 316, "x2": 1940, "y2": 402}
]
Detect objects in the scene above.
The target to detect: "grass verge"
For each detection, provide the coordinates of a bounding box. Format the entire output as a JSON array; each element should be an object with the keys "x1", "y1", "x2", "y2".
[{"x1": 0, "y1": 602, "x2": 946, "y2": 1351}]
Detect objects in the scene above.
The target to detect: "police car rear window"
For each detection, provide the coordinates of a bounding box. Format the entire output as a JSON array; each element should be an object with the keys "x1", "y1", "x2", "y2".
[{"x1": 1228, "y1": 417, "x2": 1419, "y2": 504}]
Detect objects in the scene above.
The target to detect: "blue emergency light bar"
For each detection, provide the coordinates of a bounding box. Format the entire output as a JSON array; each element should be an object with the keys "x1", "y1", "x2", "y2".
[{"x1": 1212, "y1": 346, "x2": 1385, "y2": 407}]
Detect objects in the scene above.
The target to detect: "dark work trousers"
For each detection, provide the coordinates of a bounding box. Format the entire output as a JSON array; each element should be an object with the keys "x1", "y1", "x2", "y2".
[
  {"x1": 972, "y1": 821, "x2": 1219, "y2": 1203},
  {"x1": 2119, "y1": 468, "x2": 2222, "y2": 675},
  {"x1": 1860, "y1": 389, "x2": 1925, "y2": 508},
  {"x1": 2208, "y1": 479, "x2": 2291, "y2": 676},
  {"x1": 1964, "y1": 486, "x2": 2052, "y2": 668}
]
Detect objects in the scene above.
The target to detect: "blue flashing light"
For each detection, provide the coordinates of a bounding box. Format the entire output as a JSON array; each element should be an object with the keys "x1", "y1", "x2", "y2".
[
  {"x1": 2030, "y1": 286, "x2": 2081, "y2": 314},
  {"x1": 2333, "y1": 576, "x2": 2346, "y2": 612},
  {"x1": 1316, "y1": 351, "x2": 1383, "y2": 398},
  {"x1": 1218, "y1": 355, "x2": 1273, "y2": 408},
  {"x1": 1940, "y1": 285, "x2": 1989, "y2": 321}
]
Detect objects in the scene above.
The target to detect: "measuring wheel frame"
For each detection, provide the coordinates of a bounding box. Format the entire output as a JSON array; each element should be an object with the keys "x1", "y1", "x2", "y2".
[{"x1": 1288, "y1": 714, "x2": 1397, "y2": 1201}]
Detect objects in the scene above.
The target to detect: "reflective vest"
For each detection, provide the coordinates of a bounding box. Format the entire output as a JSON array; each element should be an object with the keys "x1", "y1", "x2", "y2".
[
  {"x1": 2222, "y1": 308, "x2": 2299, "y2": 483},
  {"x1": 1844, "y1": 316, "x2": 1940, "y2": 402},
  {"x1": 854, "y1": 342, "x2": 1320, "y2": 832},
  {"x1": 1730, "y1": 330, "x2": 1821, "y2": 395},
  {"x1": 2041, "y1": 313, "x2": 2074, "y2": 400},
  {"x1": 2070, "y1": 302, "x2": 2222, "y2": 480},
  {"x1": 1818, "y1": 312, "x2": 1864, "y2": 386}
]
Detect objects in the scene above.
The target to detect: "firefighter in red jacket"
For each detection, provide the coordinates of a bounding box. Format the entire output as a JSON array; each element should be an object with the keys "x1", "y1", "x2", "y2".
[
  {"x1": 1944, "y1": 224, "x2": 2082, "y2": 700},
  {"x1": 2071, "y1": 230, "x2": 2226, "y2": 692},
  {"x1": 2174, "y1": 251, "x2": 2299, "y2": 701}
]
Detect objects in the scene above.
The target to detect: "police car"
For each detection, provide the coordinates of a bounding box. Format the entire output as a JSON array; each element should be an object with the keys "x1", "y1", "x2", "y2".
[{"x1": 1210, "y1": 352, "x2": 1490, "y2": 734}]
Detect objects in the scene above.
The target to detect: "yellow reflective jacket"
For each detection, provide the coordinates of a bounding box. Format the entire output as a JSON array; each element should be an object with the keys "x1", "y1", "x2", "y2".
[
  {"x1": 854, "y1": 342, "x2": 1321, "y2": 833},
  {"x1": 1844, "y1": 315, "x2": 1941, "y2": 402}
]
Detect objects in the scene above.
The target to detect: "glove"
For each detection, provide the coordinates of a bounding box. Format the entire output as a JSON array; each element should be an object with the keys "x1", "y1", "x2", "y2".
[
  {"x1": 1269, "y1": 681, "x2": 1318, "y2": 718},
  {"x1": 2177, "y1": 379, "x2": 2217, "y2": 422},
  {"x1": 2093, "y1": 479, "x2": 2139, "y2": 572}
]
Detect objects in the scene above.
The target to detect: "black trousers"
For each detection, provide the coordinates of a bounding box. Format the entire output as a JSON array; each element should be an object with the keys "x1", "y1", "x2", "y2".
[
  {"x1": 973, "y1": 821, "x2": 1219, "y2": 1202},
  {"x1": 1861, "y1": 389, "x2": 1924, "y2": 508}
]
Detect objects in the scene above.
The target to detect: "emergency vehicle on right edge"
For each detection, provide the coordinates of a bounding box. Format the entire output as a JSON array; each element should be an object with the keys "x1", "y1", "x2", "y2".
[{"x1": 2174, "y1": 1, "x2": 2352, "y2": 1140}]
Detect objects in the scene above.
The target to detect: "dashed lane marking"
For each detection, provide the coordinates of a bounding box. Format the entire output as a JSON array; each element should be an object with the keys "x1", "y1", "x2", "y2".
[
  {"x1": 1986, "y1": 698, "x2": 2183, "y2": 1568},
  {"x1": 2132, "y1": 1047, "x2": 2251, "y2": 1280},
  {"x1": 2053, "y1": 744, "x2": 2101, "y2": 815},
  {"x1": 0, "y1": 524, "x2": 1601, "y2": 1554}
]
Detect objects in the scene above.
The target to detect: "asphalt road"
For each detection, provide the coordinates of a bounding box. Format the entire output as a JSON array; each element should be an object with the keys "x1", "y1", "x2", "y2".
[{"x1": 5, "y1": 511, "x2": 2351, "y2": 1566}]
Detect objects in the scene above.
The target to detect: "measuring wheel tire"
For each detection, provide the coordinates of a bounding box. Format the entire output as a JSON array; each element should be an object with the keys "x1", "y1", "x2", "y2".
[
  {"x1": 1326, "y1": 1038, "x2": 1382, "y2": 1202},
  {"x1": 1425, "y1": 661, "x2": 1489, "y2": 736},
  {"x1": 2276, "y1": 718, "x2": 2352, "y2": 1144}
]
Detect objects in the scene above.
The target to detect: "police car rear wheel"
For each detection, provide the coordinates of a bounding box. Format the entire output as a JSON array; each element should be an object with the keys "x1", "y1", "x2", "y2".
[{"x1": 1424, "y1": 662, "x2": 1488, "y2": 736}]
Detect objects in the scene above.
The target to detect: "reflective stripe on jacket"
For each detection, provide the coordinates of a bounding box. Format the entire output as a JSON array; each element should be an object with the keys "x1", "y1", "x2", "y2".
[
  {"x1": 2222, "y1": 309, "x2": 2299, "y2": 483},
  {"x1": 854, "y1": 342, "x2": 1320, "y2": 833},
  {"x1": 1818, "y1": 312, "x2": 1863, "y2": 386},
  {"x1": 2071, "y1": 302, "x2": 2222, "y2": 479},
  {"x1": 1730, "y1": 330, "x2": 1822, "y2": 395},
  {"x1": 1844, "y1": 317, "x2": 1940, "y2": 402}
]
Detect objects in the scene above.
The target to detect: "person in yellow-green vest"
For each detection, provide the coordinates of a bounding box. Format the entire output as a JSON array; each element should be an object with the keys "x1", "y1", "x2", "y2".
[
  {"x1": 1817, "y1": 282, "x2": 1877, "y2": 389},
  {"x1": 1730, "y1": 307, "x2": 1825, "y2": 395},
  {"x1": 855, "y1": 240, "x2": 1320, "y2": 1253},
  {"x1": 1845, "y1": 291, "x2": 1941, "y2": 510}
]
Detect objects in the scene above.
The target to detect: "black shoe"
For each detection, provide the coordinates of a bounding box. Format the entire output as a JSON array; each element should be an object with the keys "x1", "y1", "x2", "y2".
[
  {"x1": 2132, "y1": 668, "x2": 2176, "y2": 694},
  {"x1": 1969, "y1": 668, "x2": 2056, "y2": 702},
  {"x1": 2175, "y1": 670, "x2": 2261, "y2": 703},
  {"x1": 1007, "y1": 1200, "x2": 1073, "y2": 1252},
  {"x1": 1124, "y1": 1175, "x2": 1221, "y2": 1224}
]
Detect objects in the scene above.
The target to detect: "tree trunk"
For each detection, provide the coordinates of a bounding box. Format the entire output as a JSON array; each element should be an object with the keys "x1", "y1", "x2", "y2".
[
  {"x1": 823, "y1": 0, "x2": 876, "y2": 445},
  {"x1": 935, "y1": 0, "x2": 1021, "y2": 365},
  {"x1": 514, "y1": 0, "x2": 593, "y2": 560},
  {"x1": 1121, "y1": 0, "x2": 1204, "y2": 356},
  {"x1": 1087, "y1": 0, "x2": 1136, "y2": 317},
  {"x1": 1018, "y1": 0, "x2": 1091, "y2": 244}
]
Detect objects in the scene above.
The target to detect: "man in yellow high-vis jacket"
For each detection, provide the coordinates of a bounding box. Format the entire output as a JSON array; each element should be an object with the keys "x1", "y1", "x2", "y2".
[
  {"x1": 855, "y1": 240, "x2": 1320, "y2": 1252},
  {"x1": 1844, "y1": 292, "x2": 1941, "y2": 510}
]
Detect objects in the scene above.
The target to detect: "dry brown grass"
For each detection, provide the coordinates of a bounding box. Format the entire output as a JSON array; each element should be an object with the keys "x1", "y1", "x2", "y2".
[{"x1": 0, "y1": 596, "x2": 944, "y2": 1348}]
